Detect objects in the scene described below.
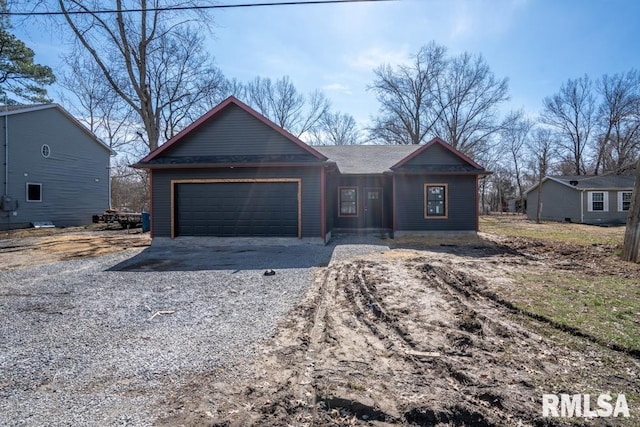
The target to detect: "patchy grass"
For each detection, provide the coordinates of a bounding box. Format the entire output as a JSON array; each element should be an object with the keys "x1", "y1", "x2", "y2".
[
  {"x1": 480, "y1": 214, "x2": 625, "y2": 246},
  {"x1": 505, "y1": 272, "x2": 640, "y2": 352},
  {"x1": 479, "y1": 215, "x2": 639, "y2": 355}
]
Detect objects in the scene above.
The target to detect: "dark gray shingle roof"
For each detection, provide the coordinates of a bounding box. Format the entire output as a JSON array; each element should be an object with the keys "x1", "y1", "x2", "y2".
[
  {"x1": 549, "y1": 175, "x2": 635, "y2": 190},
  {"x1": 314, "y1": 145, "x2": 422, "y2": 174}
]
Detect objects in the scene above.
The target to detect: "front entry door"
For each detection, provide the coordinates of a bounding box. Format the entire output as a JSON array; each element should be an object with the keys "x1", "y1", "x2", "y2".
[{"x1": 364, "y1": 188, "x2": 383, "y2": 228}]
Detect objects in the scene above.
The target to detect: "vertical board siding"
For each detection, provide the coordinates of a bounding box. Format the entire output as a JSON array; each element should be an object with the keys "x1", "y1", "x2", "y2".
[
  {"x1": 1, "y1": 108, "x2": 110, "y2": 229},
  {"x1": 161, "y1": 104, "x2": 318, "y2": 159},
  {"x1": 395, "y1": 174, "x2": 477, "y2": 231},
  {"x1": 152, "y1": 167, "x2": 322, "y2": 238}
]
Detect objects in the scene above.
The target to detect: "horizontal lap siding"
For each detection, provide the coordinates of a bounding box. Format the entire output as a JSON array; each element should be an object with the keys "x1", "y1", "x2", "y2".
[
  {"x1": 1, "y1": 108, "x2": 110, "y2": 229},
  {"x1": 527, "y1": 180, "x2": 580, "y2": 222},
  {"x1": 395, "y1": 174, "x2": 477, "y2": 231},
  {"x1": 164, "y1": 104, "x2": 316, "y2": 158},
  {"x1": 151, "y1": 167, "x2": 322, "y2": 238}
]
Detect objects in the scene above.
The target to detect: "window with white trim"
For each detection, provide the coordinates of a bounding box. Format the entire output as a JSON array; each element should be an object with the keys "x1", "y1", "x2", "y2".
[
  {"x1": 618, "y1": 191, "x2": 632, "y2": 212},
  {"x1": 26, "y1": 183, "x2": 42, "y2": 202},
  {"x1": 588, "y1": 191, "x2": 608, "y2": 212},
  {"x1": 339, "y1": 187, "x2": 357, "y2": 216}
]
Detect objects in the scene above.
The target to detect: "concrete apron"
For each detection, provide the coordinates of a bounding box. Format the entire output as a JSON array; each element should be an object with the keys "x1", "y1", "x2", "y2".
[{"x1": 151, "y1": 236, "x2": 328, "y2": 247}]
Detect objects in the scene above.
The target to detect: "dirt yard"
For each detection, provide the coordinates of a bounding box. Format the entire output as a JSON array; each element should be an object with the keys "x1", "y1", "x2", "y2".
[
  {"x1": 1, "y1": 217, "x2": 638, "y2": 426},
  {"x1": 0, "y1": 224, "x2": 150, "y2": 271}
]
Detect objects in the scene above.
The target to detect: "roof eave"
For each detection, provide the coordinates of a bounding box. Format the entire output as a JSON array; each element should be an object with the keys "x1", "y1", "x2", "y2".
[
  {"x1": 139, "y1": 96, "x2": 328, "y2": 164},
  {"x1": 131, "y1": 161, "x2": 334, "y2": 170}
]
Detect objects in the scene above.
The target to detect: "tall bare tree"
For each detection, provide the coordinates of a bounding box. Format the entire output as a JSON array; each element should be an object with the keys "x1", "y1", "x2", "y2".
[
  {"x1": 149, "y1": 27, "x2": 227, "y2": 141},
  {"x1": 368, "y1": 41, "x2": 447, "y2": 145},
  {"x1": 368, "y1": 42, "x2": 509, "y2": 158},
  {"x1": 623, "y1": 162, "x2": 640, "y2": 262},
  {"x1": 499, "y1": 111, "x2": 533, "y2": 212},
  {"x1": 309, "y1": 111, "x2": 361, "y2": 145},
  {"x1": 433, "y1": 52, "x2": 510, "y2": 157},
  {"x1": 53, "y1": 0, "x2": 218, "y2": 152},
  {"x1": 527, "y1": 127, "x2": 556, "y2": 223},
  {"x1": 244, "y1": 75, "x2": 330, "y2": 138},
  {"x1": 58, "y1": 49, "x2": 138, "y2": 154},
  {"x1": 541, "y1": 75, "x2": 595, "y2": 175},
  {"x1": 594, "y1": 70, "x2": 640, "y2": 174}
]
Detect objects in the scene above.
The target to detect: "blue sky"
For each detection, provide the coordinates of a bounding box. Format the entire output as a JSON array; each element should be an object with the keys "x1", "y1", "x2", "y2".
[{"x1": 13, "y1": 0, "x2": 640, "y2": 128}]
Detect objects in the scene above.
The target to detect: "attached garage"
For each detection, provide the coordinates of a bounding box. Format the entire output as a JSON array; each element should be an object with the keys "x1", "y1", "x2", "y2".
[{"x1": 172, "y1": 179, "x2": 301, "y2": 238}]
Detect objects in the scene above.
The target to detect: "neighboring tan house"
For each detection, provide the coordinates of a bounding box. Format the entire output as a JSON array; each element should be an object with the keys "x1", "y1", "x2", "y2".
[
  {"x1": 0, "y1": 104, "x2": 113, "y2": 230},
  {"x1": 133, "y1": 96, "x2": 489, "y2": 243},
  {"x1": 525, "y1": 175, "x2": 635, "y2": 224}
]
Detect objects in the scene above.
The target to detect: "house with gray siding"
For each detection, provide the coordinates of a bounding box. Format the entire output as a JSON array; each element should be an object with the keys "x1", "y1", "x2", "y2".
[
  {"x1": 525, "y1": 175, "x2": 635, "y2": 224},
  {"x1": 134, "y1": 96, "x2": 489, "y2": 243},
  {"x1": 0, "y1": 105, "x2": 113, "y2": 230}
]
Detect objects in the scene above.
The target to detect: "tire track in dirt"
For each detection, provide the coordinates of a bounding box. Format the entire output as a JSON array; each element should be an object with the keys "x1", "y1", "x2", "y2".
[
  {"x1": 422, "y1": 260, "x2": 640, "y2": 359},
  {"x1": 158, "y1": 251, "x2": 639, "y2": 426}
]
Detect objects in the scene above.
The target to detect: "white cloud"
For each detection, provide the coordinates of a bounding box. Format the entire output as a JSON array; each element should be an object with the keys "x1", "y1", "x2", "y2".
[
  {"x1": 346, "y1": 45, "x2": 411, "y2": 72},
  {"x1": 323, "y1": 83, "x2": 352, "y2": 95},
  {"x1": 448, "y1": 0, "x2": 529, "y2": 41}
]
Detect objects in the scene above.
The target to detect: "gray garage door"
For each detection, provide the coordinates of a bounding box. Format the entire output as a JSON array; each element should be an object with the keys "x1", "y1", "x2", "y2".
[{"x1": 175, "y1": 182, "x2": 299, "y2": 237}]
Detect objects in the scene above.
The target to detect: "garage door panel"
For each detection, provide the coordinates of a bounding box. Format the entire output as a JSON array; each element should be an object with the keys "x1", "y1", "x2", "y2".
[{"x1": 175, "y1": 181, "x2": 299, "y2": 237}]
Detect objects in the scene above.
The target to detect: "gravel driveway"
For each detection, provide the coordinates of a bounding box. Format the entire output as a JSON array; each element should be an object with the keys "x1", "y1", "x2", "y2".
[{"x1": 0, "y1": 237, "x2": 387, "y2": 426}]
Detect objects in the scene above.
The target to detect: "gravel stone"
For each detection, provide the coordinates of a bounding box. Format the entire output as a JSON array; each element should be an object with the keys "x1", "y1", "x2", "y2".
[{"x1": 0, "y1": 236, "x2": 389, "y2": 426}]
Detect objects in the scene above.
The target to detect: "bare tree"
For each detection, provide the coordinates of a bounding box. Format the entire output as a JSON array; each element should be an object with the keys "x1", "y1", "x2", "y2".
[
  {"x1": 499, "y1": 111, "x2": 533, "y2": 212},
  {"x1": 623, "y1": 161, "x2": 640, "y2": 262},
  {"x1": 53, "y1": 0, "x2": 217, "y2": 152},
  {"x1": 433, "y1": 51, "x2": 510, "y2": 157},
  {"x1": 309, "y1": 111, "x2": 361, "y2": 145},
  {"x1": 58, "y1": 49, "x2": 138, "y2": 154},
  {"x1": 541, "y1": 75, "x2": 595, "y2": 175},
  {"x1": 150, "y1": 27, "x2": 227, "y2": 140},
  {"x1": 244, "y1": 75, "x2": 330, "y2": 138},
  {"x1": 368, "y1": 41, "x2": 447, "y2": 145},
  {"x1": 594, "y1": 70, "x2": 640, "y2": 174},
  {"x1": 368, "y1": 42, "x2": 510, "y2": 158},
  {"x1": 527, "y1": 127, "x2": 556, "y2": 223}
]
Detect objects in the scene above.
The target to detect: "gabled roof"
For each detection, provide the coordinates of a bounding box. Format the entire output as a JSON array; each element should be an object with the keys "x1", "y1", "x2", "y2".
[
  {"x1": 315, "y1": 138, "x2": 488, "y2": 175},
  {"x1": 526, "y1": 175, "x2": 636, "y2": 194},
  {"x1": 315, "y1": 145, "x2": 421, "y2": 174},
  {"x1": 0, "y1": 103, "x2": 115, "y2": 155},
  {"x1": 391, "y1": 137, "x2": 485, "y2": 170},
  {"x1": 139, "y1": 96, "x2": 327, "y2": 164}
]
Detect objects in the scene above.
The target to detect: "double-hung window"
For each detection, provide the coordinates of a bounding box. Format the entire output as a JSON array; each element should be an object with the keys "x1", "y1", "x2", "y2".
[
  {"x1": 588, "y1": 191, "x2": 608, "y2": 212},
  {"x1": 618, "y1": 191, "x2": 632, "y2": 212}
]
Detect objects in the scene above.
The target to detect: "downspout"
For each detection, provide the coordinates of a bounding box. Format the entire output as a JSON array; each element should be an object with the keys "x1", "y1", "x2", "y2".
[
  {"x1": 320, "y1": 165, "x2": 326, "y2": 242},
  {"x1": 580, "y1": 190, "x2": 584, "y2": 224},
  {"x1": 4, "y1": 112, "x2": 7, "y2": 196}
]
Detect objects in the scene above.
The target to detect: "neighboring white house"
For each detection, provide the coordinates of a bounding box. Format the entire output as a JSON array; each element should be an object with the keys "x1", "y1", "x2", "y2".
[
  {"x1": 0, "y1": 104, "x2": 114, "y2": 230},
  {"x1": 525, "y1": 175, "x2": 635, "y2": 224}
]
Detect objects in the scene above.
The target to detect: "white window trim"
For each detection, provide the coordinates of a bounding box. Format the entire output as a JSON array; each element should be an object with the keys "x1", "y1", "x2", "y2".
[
  {"x1": 587, "y1": 191, "x2": 608, "y2": 212},
  {"x1": 618, "y1": 191, "x2": 632, "y2": 212},
  {"x1": 26, "y1": 182, "x2": 42, "y2": 202}
]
